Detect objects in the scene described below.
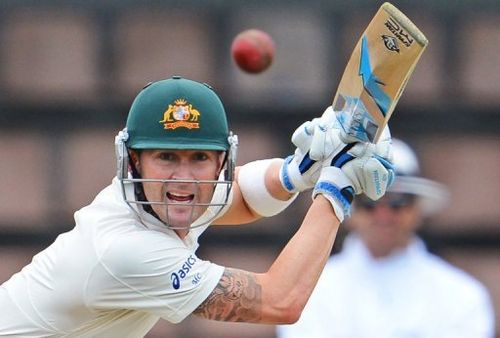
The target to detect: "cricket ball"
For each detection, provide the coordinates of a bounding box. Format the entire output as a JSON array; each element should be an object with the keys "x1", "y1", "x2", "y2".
[{"x1": 231, "y1": 29, "x2": 275, "y2": 74}]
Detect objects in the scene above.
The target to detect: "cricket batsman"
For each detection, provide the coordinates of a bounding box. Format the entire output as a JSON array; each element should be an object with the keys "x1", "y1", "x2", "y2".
[{"x1": 0, "y1": 76, "x2": 393, "y2": 336}]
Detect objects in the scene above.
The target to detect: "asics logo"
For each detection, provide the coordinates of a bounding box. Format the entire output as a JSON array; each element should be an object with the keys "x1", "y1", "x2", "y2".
[{"x1": 171, "y1": 254, "x2": 197, "y2": 290}]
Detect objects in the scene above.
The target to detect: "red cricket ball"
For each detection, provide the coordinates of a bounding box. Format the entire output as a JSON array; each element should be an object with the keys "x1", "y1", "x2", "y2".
[{"x1": 231, "y1": 29, "x2": 275, "y2": 74}]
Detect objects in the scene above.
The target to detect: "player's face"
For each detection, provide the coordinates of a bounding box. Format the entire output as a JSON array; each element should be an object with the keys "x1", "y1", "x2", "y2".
[
  {"x1": 131, "y1": 149, "x2": 224, "y2": 230},
  {"x1": 348, "y1": 193, "x2": 422, "y2": 258}
]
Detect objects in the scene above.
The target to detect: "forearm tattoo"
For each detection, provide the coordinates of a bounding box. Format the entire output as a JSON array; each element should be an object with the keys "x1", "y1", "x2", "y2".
[{"x1": 193, "y1": 268, "x2": 262, "y2": 322}]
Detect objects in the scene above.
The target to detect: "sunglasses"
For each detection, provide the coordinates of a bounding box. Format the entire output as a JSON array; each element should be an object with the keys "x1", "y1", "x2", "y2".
[{"x1": 355, "y1": 193, "x2": 417, "y2": 211}]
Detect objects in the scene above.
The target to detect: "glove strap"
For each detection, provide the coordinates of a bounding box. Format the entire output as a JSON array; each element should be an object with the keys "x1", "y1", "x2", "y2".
[
  {"x1": 312, "y1": 167, "x2": 354, "y2": 222},
  {"x1": 279, "y1": 154, "x2": 315, "y2": 193},
  {"x1": 279, "y1": 155, "x2": 296, "y2": 192}
]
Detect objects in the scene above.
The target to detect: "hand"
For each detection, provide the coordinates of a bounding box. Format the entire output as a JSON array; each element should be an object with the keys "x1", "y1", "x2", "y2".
[
  {"x1": 313, "y1": 128, "x2": 394, "y2": 221},
  {"x1": 341, "y1": 128, "x2": 394, "y2": 200},
  {"x1": 279, "y1": 107, "x2": 342, "y2": 193}
]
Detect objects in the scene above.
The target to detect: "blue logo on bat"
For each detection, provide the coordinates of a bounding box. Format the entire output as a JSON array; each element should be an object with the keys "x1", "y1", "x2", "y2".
[{"x1": 359, "y1": 35, "x2": 391, "y2": 116}]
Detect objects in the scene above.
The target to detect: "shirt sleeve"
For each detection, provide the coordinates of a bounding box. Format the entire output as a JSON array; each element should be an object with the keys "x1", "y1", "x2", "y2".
[{"x1": 85, "y1": 229, "x2": 224, "y2": 323}]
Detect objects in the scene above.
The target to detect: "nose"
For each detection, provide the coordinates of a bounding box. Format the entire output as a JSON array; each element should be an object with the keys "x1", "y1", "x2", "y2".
[
  {"x1": 371, "y1": 203, "x2": 395, "y2": 220},
  {"x1": 170, "y1": 158, "x2": 194, "y2": 180}
]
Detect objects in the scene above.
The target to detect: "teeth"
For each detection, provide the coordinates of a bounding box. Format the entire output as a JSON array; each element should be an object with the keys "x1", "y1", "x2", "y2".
[
  {"x1": 167, "y1": 192, "x2": 194, "y2": 202},
  {"x1": 170, "y1": 192, "x2": 190, "y2": 198}
]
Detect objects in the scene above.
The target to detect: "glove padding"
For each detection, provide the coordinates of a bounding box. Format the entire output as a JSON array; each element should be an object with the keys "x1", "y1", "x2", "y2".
[
  {"x1": 339, "y1": 130, "x2": 394, "y2": 201},
  {"x1": 280, "y1": 107, "x2": 342, "y2": 193},
  {"x1": 279, "y1": 118, "x2": 322, "y2": 192},
  {"x1": 313, "y1": 126, "x2": 394, "y2": 221}
]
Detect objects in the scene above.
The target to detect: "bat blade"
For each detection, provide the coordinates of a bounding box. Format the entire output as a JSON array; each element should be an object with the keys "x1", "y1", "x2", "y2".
[{"x1": 333, "y1": 2, "x2": 428, "y2": 143}]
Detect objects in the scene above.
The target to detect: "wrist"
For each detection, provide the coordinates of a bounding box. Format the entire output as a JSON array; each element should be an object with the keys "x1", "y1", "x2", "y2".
[{"x1": 314, "y1": 195, "x2": 342, "y2": 222}]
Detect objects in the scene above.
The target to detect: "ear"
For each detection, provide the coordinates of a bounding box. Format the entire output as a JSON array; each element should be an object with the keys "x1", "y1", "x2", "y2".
[
  {"x1": 129, "y1": 150, "x2": 141, "y2": 173},
  {"x1": 217, "y1": 151, "x2": 226, "y2": 172}
]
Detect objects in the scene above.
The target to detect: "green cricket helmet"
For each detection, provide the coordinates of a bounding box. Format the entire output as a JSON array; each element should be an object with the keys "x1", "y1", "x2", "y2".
[
  {"x1": 114, "y1": 76, "x2": 238, "y2": 230},
  {"x1": 126, "y1": 76, "x2": 231, "y2": 151}
]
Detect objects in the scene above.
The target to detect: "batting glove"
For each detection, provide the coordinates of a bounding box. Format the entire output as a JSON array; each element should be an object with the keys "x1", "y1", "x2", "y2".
[
  {"x1": 313, "y1": 132, "x2": 394, "y2": 221},
  {"x1": 279, "y1": 107, "x2": 341, "y2": 193},
  {"x1": 338, "y1": 125, "x2": 394, "y2": 200}
]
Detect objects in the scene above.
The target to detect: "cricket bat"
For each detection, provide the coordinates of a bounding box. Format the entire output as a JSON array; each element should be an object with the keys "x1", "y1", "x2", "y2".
[{"x1": 333, "y1": 2, "x2": 428, "y2": 143}]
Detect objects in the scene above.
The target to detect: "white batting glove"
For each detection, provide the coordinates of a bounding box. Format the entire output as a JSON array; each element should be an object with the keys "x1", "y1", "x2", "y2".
[
  {"x1": 313, "y1": 166, "x2": 355, "y2": 222},
  {"x1": 341, "y1": 142, "x2": 394, "y2": 201},
  {"x1": 308, "y1": 106, "x2": 338, "y2": 161},
  {"x1": 280, "y1": 107, "x2": 341, "y2": 193},
  {"x1": 336, "y1": 126, "x2": 394, "y2": 200},
  {"x1": 313, "y1": 129, "x2": 394, "y2": 221}
]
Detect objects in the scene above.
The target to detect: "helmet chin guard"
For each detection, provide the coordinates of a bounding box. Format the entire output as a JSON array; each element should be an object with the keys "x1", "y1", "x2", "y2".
[{"x1": 114, "y1": 128, "x2": 238, "y2": 230}]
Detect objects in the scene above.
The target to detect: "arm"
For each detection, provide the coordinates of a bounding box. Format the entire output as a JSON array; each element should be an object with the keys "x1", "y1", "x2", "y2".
[
  {"x1": 195, "y1": 142, "x2": 393, "y2": 323},
  {"x1": 197, "y1": 113, "x2": 393, "y2": 323},
  {"x1": 194, "y1": 195, "x2": 339, "y2": 323},
  {"x1": 214, "y1": 110, "x2": 337, "y2": 226},
  {"x1": 276, "y1": 276, "x2": 332, "y2": 338},
  {"x1": 214, "y1": 111, "x2": 393, "y2": 226}
]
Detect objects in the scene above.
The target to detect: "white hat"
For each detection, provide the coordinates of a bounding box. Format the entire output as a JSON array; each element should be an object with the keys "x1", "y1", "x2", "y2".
[{"x1": 388, "y1": 139, "x2": 449, "y2": 216}]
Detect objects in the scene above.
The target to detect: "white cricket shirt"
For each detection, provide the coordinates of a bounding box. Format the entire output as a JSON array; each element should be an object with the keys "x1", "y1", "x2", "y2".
[
  {"x1": 0, "y1": 177, "x2": 230, "y2": 337},
  {"x1": 277, "y1": 234, "x2": 495, "y2": 338}
]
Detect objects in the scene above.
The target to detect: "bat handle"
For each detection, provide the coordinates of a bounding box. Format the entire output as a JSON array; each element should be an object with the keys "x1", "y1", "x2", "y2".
[{"x1": 335, "y1": 107, "x2": 379, "y2": 144}]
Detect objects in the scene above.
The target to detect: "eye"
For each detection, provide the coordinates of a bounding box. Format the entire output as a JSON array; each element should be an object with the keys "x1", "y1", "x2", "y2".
[
  {"x1": 192, "y1": 152, "x2": 209, "y2": 161},
  {"x1": 158, "y1": 151, "x2": 176, "y2": 161}
]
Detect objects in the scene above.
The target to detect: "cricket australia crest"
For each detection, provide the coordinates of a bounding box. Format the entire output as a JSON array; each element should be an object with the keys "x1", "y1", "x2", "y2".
[{"x1": 159, "y1": 98, "x2": 200, "y2": 129}]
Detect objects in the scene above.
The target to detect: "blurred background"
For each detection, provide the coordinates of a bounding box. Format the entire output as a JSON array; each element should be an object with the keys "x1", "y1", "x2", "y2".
[{"x1": 0, "y1": 0, "x2": 499, "y2": 337}]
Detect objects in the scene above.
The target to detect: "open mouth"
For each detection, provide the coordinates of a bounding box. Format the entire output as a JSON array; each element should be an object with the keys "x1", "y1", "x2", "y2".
[{"x1": 166, "y1": 192, "x2": 195, "y2": 204}]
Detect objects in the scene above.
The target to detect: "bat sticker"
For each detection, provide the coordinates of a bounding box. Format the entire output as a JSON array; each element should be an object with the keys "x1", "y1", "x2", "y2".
[{"x1": 359, "y1": 35, "x2": 392, "y2": 117}]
